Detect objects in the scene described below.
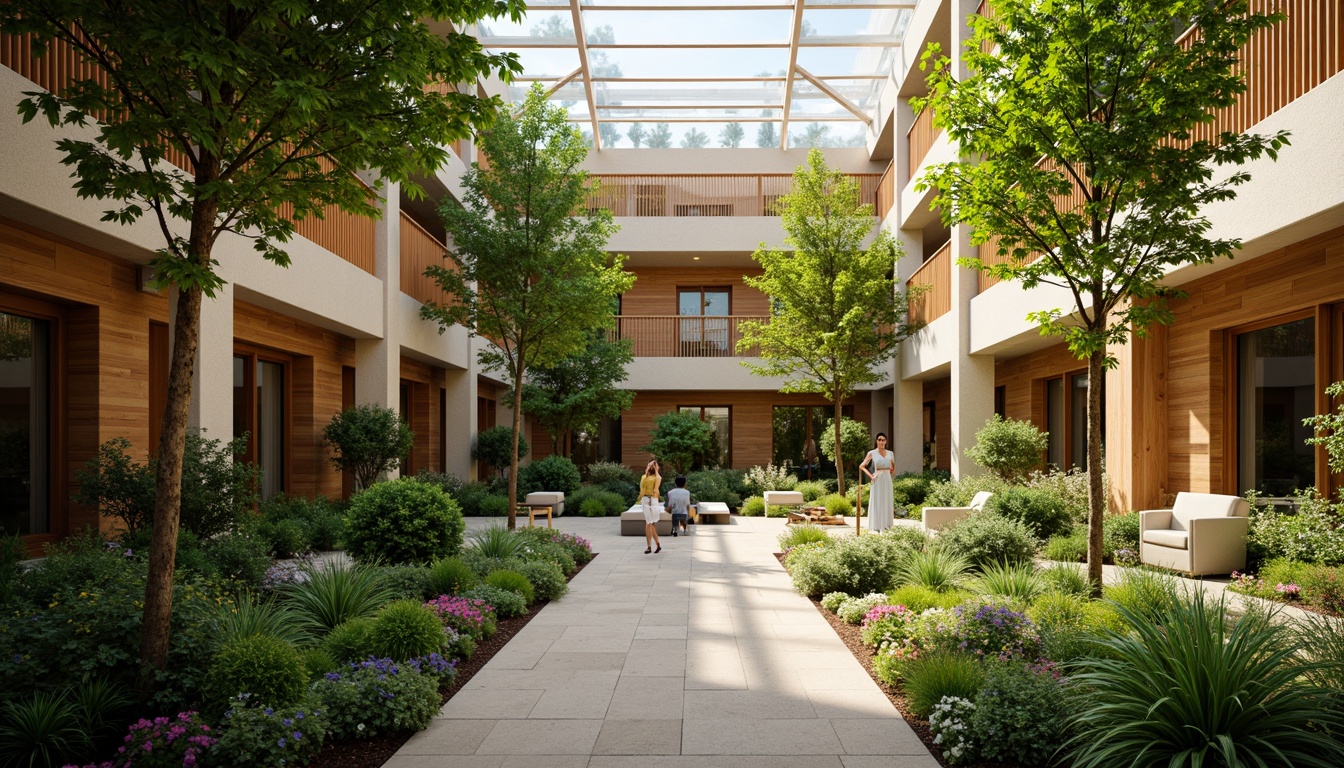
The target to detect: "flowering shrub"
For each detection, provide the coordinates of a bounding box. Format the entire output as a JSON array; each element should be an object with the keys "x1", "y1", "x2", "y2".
[
  {"x1": 969, "y1": 662, "x2": 1068, "y2": 766},
  {"x1": 837, "y1": 593, "x2": 889, "y2": 624},
  {"x1": 1246, "y1": 492, "x2": 1344, "y2": 566},
  {"x1": 1112, "y1": 548, "x2": 1140, "y2": 567},
  {"x1": 1275, "y1": 582, "x2": 1301, "y2": 599},
  {"x1": 213, "y1": 700, "x2": 327, "y2": 768},
  {"x1": 69, "y1": 712, "x2": 216, "y2": 768},
  {"x1": 928, "y1": 696, "x2": 977, "y2": 765},
  {"x1": 311, "y1": 657, "x2": 440, "y2": 740},
  {"x1": 820, "y1": 591, "x2": 849, "y2": 613},
  {"x1": 462, "y1": 584, "x2": 526, "y2": 618},
  {"x1": 860, "y1": 604, "x2": 917, "y2": 649},
  {"x1": 744, "y1": 463, "x2": 797, "y2": 494},
  {"x1": 260, "y1": 558, "x2": 310, "y2": 591},
  {"x1": 424, "y1": 595, "x2": 495, "y2": 640},
  {"x1": 407, "y1": 653, "x2": 457, "y2": 685},
  {"x1": 513, "y1": 526, "x2": 594, "y2": 566},
  {"x1": 931, "y1": 600, "x2": 1042, "y2": 661}
]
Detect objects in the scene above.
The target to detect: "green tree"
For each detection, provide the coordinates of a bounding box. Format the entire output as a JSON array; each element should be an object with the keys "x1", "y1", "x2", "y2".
[
  {"x1": 646, "y1": 123, "x2": 674, "y2": 148},
  {"x1": 793, "y1": 123, "x2": 833, "y2": 148},
  {"x1": 680, "y1": 128, "x2": 710, "y2": 148},
  {"x1": 719, "y1": 123, "x2": 745, "y2": 148},
  {"x1": 323, "y1": 405, "x2": 415, "y2": 491},
  {"x1": 422, "y1": 84, "x2": 634, "y2": 529},
  {"x1": 916, "y1": 0, "x2": 1287, "y2": 593},
  {"x1": 1304, "y1": 381, "x2": 1344, "y2": 475},
  {"x1": 599, "y1": 123, "x2": 623, "y2": 149},
  {"x1": 627, "y1": 123, "x2": 647, "y2": 148},
  {"x1": 643, "y1": 411, "x2": 715, "y2": 475},
  {"x1": 965, "y1": 415, "x2": 1048, "y2": 483},
  {"x1": 0, "y1": 0, "x2": 522, "y2": 686},
  {"x1": 738, "y1": 149, "x2": 916, "y2": 495},
  {"x1": 818, "y1": 417, "x2": 870, "y2": 482},
  {"x1": 474, "y1": 426, "x2": 528, "y2": 481},
  {"x1": 756, "y1": 119, "x2": 779, "y2": 149},
  {"x1": 516, "y1": 332, "x2": 635, "y2": 457}
]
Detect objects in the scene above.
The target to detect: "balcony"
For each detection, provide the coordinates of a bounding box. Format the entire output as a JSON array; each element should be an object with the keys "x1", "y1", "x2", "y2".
[
  {"x1": 607, "y1": 315, "x2": 767, "y2": 357},
  {"x1": 399, "y1": 213, "x2": 450, "y2": 306},
  {"x1": 586, "y1": 174, "x2": 883, "y2": 218},
  {"x1": 907, "y1": 107, "x2": 942, "y2": 182},
  {"x1": 907, "y1": 240, "x2": 952, "y2": 326}
]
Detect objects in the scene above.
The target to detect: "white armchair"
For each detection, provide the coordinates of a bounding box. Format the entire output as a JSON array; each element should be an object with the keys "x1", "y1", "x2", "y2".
[
  {"x1": 922, "y1": 491, "x2": 993, "y2": 534},
  {"x1": 1139, "y1": 492, "x2": 1250, "y2": 576}
]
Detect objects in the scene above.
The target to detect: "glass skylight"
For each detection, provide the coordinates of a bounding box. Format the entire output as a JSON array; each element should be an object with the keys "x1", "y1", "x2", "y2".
[{"x1": 476, "y1": 1, "x2": 913, "y2": 149}]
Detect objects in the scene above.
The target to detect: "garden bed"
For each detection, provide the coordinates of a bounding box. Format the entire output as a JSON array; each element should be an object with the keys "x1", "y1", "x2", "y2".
[{"x1": 307, "y1": 556, "x2": 593, "y2": 768}]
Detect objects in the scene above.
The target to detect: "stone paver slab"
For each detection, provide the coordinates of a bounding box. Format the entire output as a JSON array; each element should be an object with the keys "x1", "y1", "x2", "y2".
[
  {"x1": 398, "y1": 719, "x2": 498, "y2": 754},
  {"x1": 593, "y1": 719, "x2": 684, "y2": 755},
  {"x1": 681, "y1": 718, "x2": 843, "y2": 755},
  {"x1": 439, "y1": 689, "x2": 543, "y2": 719},
  {"x1": 475, "y1": 719, "x2": 604, "y2": 755}
]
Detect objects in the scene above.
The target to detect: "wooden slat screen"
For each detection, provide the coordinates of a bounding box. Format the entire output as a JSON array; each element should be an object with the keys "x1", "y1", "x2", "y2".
[
  {"x1": 605, "y1": 315, "x2": 769, "y2": 357},
  {"x1": 907, "y1": 107, "x2": 942, "y2": 181},
  {"x1": 907, "y1": 240, "x2": 953, "y2": 326},
  {"x1": 586, "y1": 174, "x2": 883, "y2": 217},
  {"x1": 399, "y1": 213, "x2": 451, "y2": 307},
  {"x1": 876, "y1": 161, "x2": 896, "y2": 220}
]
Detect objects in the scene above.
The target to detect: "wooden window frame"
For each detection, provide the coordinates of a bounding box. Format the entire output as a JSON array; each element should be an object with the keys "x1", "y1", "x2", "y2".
[
  {"x1": 0, "y1": 292, "x2": 65, "y2": 552},
  {"x1": 233, "y1": 344, "x2": 294, "y2": 497},
  {"x1": 1222, "y1": 306, "x2": 1335, "y2": 497}
]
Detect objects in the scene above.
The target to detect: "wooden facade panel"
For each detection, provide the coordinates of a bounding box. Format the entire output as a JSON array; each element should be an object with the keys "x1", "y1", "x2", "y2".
[
  {"x1": 621, "y1": 267, "x2": 768, "y2": 317},
  {"x1": 620, "y1": 390, "x2": 870, "y2": 471},
  {"x1": 922, "y1": 378, "x2": 951, "y2": 471},
  {"x1": 234, "y1": 301, "x2": 355, "y2": 500}
]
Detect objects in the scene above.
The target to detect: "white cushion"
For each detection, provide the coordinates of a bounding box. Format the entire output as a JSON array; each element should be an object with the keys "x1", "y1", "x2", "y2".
[
  {"x1": 526, "y1": 491, "x2": 564, "y2": 504},
  {"x1": 1170, "y1": 492, "x2": 1249, "y2": 530},
  {"x1": 1142, "y1": 528, "x2": 1188, "y2": 550},
  {"x1": 764, "y1": 491, "x2": 805, "y2": 506}
]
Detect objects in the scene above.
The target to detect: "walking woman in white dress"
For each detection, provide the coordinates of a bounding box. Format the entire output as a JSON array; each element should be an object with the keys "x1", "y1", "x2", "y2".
[{"x1": 859, "y1": 433, "x2": 895, "y2": 532}]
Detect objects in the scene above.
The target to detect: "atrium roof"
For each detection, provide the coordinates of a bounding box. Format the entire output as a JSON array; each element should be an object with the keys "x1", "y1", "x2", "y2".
[{"x1": 473, "y1": 1, "x2": 914, "y2": 150}]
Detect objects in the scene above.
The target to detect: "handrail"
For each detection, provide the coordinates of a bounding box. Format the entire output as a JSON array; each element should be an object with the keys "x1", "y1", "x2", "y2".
[
  {"x1": 606, "y1": 315, "x2": 770, "y2": 357},
  {"x1": 586, "y1": 174, "x2": 883, "y2": 217},
  {"x1": 907, "y1": 107, "x2": 942, "y2": 181}
]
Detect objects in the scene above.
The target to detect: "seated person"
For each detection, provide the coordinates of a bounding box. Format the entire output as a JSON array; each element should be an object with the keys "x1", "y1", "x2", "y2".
[{"x1": 667, "y1": 475, "x2": 693, "y2": 536}]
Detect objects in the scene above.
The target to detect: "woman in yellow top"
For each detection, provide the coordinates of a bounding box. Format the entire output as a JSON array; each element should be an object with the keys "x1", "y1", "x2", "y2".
[{"x1": 639, "y1": 460, "x2": 663, "y2": 554}]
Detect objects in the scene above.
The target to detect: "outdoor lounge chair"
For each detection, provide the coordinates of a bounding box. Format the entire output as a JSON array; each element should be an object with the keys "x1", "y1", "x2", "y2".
[
  {"x1": 1139, "y1": 492, "x2": 1250, "y2": 576},
  {"x1": 921, "y1": 491, "x2": 993, "y2": 534}
]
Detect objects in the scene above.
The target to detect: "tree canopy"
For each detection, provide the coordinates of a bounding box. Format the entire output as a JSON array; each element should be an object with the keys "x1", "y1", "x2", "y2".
[
  {"x1": 0, "y1": 0, "x2": 524, "y2": 685},
  {"x1": 739, "y1": 149, "x2": 916, "y2": 494},
  {"x1": 516, "y1": 331, "x2": 635, "y2": 457},
  {"x1": 916, "y1": 0, "x2": 1287, "y2": 592},
  {"x1": 422, "y1": 83, "x2": 634, "y2": 528}
]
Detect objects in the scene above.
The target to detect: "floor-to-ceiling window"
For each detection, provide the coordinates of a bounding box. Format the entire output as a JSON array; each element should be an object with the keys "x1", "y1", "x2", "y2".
[
  {"x1": 772, "y1": 404, "x2": 854, "y2": 479},
  {"x1": 1044, "y1": 371, "x2": 1103, "y2": 471},
  {"x1": 0, "y1": 310, "x2": 51, "y2": 536},
  {"x1": 234, "y1": 350, "x2": 287, "y2": 499},
  {"x1": 1236, "y1": 316, "x2": 1316, "y2": 496},
  {"x1": 677, "y1": 287, "x2": 730, "y2": 356},
  {"x1": 679, "y1": 405, "x2": 730, "y2": 468}
]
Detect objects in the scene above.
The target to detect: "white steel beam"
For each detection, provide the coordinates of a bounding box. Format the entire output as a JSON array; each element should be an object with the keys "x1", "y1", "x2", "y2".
[{"x1": 794, "y1": 65, "x2": 872, "y2": 125}]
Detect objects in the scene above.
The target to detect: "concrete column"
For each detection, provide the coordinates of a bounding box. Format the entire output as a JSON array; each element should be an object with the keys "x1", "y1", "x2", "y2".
[
  {"x1": 171, "y1": 282, "x2": 234, "y2": 439},
  {"x1": 893, "y1": 223, "x2": 926, "y2": 474},
  {"x1": 442, "y1": 365, "x2": 478, "y2": 479},
  {"x1": 949, "y1": 223, "x2": 996, "y2": 478},
  {"x1": 355, "y1": 179, "x2": 402, "y2": 474}
]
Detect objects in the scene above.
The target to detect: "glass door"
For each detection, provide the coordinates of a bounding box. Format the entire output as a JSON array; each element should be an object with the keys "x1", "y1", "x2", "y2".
[{"x1": 678, "y1": 287, "x2": 731, "y2": 356}]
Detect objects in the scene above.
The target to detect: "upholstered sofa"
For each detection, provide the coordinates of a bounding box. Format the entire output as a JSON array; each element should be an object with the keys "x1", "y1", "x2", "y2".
[
  {"x1": 1139, "y1": 492, "x2": 1250, "y2": 576},
  {"x1": 922, "y1": 491, "x2": 993, "y2": 533}
]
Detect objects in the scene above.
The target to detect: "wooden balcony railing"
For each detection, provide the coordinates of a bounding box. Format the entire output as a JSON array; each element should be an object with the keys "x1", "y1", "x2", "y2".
[
  {"x1": 399, "y1": 213, "x2": 451, "y2": 307},
  {"x1": 606, "y1": 315, "x2": 768, "y2": 357},
  {"x1": 585, "y1": 174, "x2": 883, "y2": 218},
  {"x1": 907, "y1": 240, "x2": 952, "y2": 326},
  {"x1": 907, "y1": 107, "x2": 943, "y2": 181},
  {"x1": 876, "y1": 161, "x2": 896, "y2": 220}
]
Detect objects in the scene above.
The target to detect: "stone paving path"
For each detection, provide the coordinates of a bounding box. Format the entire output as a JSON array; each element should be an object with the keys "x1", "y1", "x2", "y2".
[{"x1": 387, "y1": 515, "x2": 940, "y2": 768}]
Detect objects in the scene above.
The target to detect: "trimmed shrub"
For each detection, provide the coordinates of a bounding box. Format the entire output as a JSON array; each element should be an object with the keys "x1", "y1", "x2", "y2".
[
  {"x1": 258, "y1": 493, "x2": 346, "y2": 552},
  {"x1": 585, "y1": 460, "x2": 638, "y2": 485},
  {"x1": 740, "y1": 496, "x2": 766, "y2": 516},
  {"x1": 463, "y1": 584, "x2": 527, "y2": 619},
  {"x1": 429, "y1": 556, "x2": 478, "y2": 596},
  {"x1": 323, "y1": 404, "x2": 414, "y2": 491},
  {"x1": 599, "y1": 480, "x2": 639, "y2": 506},
  {"x1": 567, "y1": 485, "x2": 627, "y2": 517},
  {"x1": 322, "y1": 618, "x2": 373, "y2": 663},
  {"x1": 514, "y1": 559, "x2": 568, "y2": 602},
  {"x1": 478, "y1": 494, "x2": 510, "y2": 517},
  {"x1": 345, "y1": 478, "x2": 465, "y2": 565},
  {"x1": 986, "y1": 487, "x2": 1072, "y2": 540},
  {"x1": 204, "y1": 635, "x2": 307, "y2": 712},
  {"x1": 366, "y1": 600, "x2": 448, "y2": 661},
  {"x1": 965, "y1": 415, "x2": 1047, "y2": 482},
  {"x1": 793, "y1": 480, "x2": 831, "y2": 502},
  {"x1": 938, "y1": 513, "x2": 1037, "y2": 570},
  {"x1": 684, "y1": 470, "x2": 743, "y2": 510},
  {"x1": 452, "y1": 481, "x2": 496, "y2": 516},
  {"x1": 580, "y1": 498, "x2": 606, "y2": 516},
  {"x1": 473, "y1": 426, "x2": 528, "y2": 479},
  {"x1": 485, "y1": 569, "x2": 536, "y2": 604},
  {"x1": 902, "y1": 653, "x2": 986, "y2": 718},
  {"x1": 378, "y1": 564, "x2": 434, "y2": 601},
  {"x1": 414, "y1": 469, "x2": 465, "y2": 502},
  {"x1": 518, "y1": 455, "x2": 583, "y2": 496},
  {"x1": 787, "y1": 532, "x2": 918, "y2": 597},
  {"x1": 819, "y1": 493, "x2": 853, "y2": 517}
]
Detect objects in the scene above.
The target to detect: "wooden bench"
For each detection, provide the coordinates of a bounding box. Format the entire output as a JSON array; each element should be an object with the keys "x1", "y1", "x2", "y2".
[{"x1": 516, "y1": 503, "x2": 553, "y2": 528}]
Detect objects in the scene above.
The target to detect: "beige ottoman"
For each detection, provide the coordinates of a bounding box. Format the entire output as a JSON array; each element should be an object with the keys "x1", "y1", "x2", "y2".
[
  {"x1": 695, "y1": 501, "x2": 731, "y2": 524},
  {"x1": 525, "y1": 491, "x2": 566, "y2": 517},
  {"x1": 763, "y1": 490, "x2": 806, "y2": 514},
  {"x1": 620, "y1": 505, "x2": 671, "y2": 536}
]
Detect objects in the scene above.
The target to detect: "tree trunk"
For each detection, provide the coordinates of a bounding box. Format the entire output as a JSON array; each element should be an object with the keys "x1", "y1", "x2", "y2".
[
  {"x1": 508, "y1": 368, "x2": 524, "y2": 531},
  {"x1": 833, "y1": 395, "x2": 845, "y2": 496},
  {"x1": 1086, "y1": 346, "x2": 1107, "y2": 598}
]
